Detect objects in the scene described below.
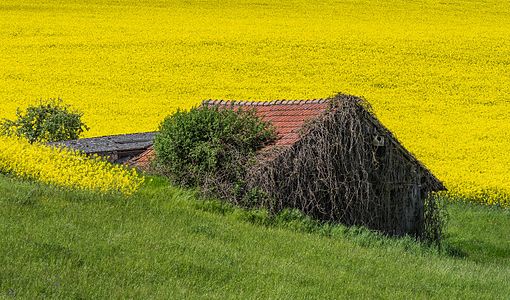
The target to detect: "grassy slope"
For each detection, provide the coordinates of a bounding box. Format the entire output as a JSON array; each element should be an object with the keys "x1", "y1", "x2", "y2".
[{"x1": 0, "y1": 175, "x2": 509, "y2": 299}]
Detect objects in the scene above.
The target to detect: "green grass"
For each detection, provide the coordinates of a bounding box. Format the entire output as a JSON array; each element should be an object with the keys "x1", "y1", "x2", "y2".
[{"x1": 0, "y1": 174, "x2": 509, "y2": 299}]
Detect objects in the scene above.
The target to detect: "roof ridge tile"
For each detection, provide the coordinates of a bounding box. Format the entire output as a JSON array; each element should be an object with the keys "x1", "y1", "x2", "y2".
[{"x1": 202, "y1": 98, "x2": 332, "y2": 106}]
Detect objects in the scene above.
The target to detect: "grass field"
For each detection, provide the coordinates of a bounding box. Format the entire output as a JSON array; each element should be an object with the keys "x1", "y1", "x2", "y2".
[
  {"x1": 0, "y1": 0, "x2": 509, "y2": 202},
  {"x1": 0, "y1": 174, "x2": 509, "y2": 298}
]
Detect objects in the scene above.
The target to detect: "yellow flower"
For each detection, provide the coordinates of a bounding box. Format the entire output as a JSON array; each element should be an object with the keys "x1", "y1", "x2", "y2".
[{"x1": 0, "y1": 136, "x2": 144, "y2": 195}]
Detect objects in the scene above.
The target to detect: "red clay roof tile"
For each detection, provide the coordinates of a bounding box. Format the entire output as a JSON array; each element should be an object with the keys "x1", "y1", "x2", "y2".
[{"x1": 203, "y1": 100, "x2": 329, "y2": 147}]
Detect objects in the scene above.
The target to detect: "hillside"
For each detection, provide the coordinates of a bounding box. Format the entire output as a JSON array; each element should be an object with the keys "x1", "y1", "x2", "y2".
[{"x1": 1, "y1": 175, "x2": 509, "y2": 298}]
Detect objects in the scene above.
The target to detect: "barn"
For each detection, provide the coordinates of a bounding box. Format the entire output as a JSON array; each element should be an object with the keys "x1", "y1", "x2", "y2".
[
  {"x1": 131, "y1": 93, "x2": 446, "y2": 238},
  {"x1": 54, "y1": 93, "x2": 445, "y2": 238}
]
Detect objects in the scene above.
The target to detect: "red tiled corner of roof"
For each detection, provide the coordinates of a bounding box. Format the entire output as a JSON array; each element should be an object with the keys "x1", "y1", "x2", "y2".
[{"x1": 202, "y1": 98, "x2": 330, "y2": 148}]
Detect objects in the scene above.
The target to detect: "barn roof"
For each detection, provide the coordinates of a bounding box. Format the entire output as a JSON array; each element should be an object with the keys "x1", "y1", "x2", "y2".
[
  {"x1": 125, "y1": 95, "x2": 444, "y2": 193},
  {"x1": 50, "y1": 132, "x2": 157, "y2": 154},
  {"x1": 202, "y1": 99, "x2": 330, "y2": 146},
  {"x1": 200, "y1": 96, "x2": 445, "y2": 191},
  {"x1": 128, "y1": 99, "x2": 330, "y2": 169}
]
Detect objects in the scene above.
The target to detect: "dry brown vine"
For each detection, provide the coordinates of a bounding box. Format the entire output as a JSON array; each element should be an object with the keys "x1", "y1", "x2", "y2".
[{"x1": 243, "y1": 94, "x2": 445, "y2": 240}]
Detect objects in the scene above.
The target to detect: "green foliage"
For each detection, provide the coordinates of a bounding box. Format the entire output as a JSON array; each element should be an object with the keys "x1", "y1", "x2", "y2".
[
  {"x1": 154, "y1": 105, "x2": 276, "y2": 195},
  {"x1": 423, "y1": 193, "x2": 449, "y2": 246},
  {"x1": 0, "y1": 98, "x2": 88, "y2": 143}
]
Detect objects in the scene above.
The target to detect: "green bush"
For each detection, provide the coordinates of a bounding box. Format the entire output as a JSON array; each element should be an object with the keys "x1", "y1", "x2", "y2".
[
  {"x1": 154, "y1": 105, "x2": 276, "y2": 199},
  {"x1": 0, "y1": 98, "x2": 89, "y2": 143}
]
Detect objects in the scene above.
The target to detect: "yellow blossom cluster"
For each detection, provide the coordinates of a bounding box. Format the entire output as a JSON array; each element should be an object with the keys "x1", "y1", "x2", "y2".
[
  {"x1": 0, "y1": 136, "x2": 144, "y2": 195},
  {"x1": 448, "y1": 186, "x2": 509, "y2": 208},
  {"x1": 0, "y1": 0, "x2": 509, "y2": 205}
]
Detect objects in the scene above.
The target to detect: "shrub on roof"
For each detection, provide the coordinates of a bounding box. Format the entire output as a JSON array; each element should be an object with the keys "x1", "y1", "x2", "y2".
[{"x1": 154, "y1": 105, "x2": 276, "y2": 200}]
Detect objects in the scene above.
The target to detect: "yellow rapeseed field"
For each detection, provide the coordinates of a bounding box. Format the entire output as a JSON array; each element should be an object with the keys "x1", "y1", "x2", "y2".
[
  {"x1": 0, "y1": 136, "x2": 144, "y2": 195},
  {"x1": 0, "y1": 0, "x2": 509, "y2": 205}
]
